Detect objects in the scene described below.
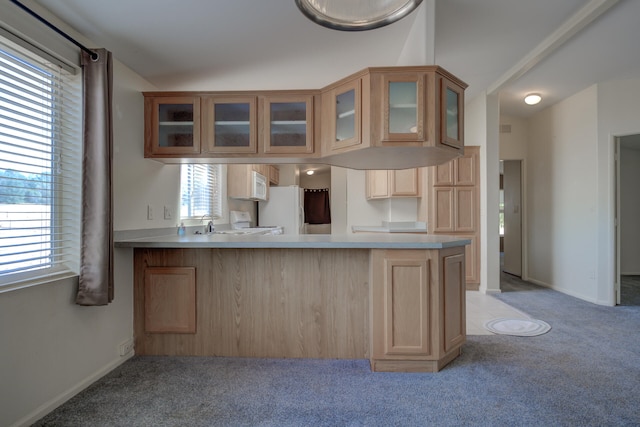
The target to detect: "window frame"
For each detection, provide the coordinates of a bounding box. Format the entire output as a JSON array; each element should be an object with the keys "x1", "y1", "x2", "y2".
[
  {"x1": 179, "y1": 164, "x2": 223, "y2": 221},
  {"x1": 0, "y1": 36, "x2": 82, "y2": 291}
]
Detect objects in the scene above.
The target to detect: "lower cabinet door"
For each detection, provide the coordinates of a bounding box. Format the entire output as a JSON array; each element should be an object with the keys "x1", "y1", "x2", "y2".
[
  {"x1": 143, "y1": 266, "x2": 196, "y2": 334},
  {"x1": 371, "y1": 250, "x2": 431, "y2": 358}
]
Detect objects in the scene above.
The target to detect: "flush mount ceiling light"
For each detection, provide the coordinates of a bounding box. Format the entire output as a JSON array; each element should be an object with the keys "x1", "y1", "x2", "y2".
[
  {"x1": 524, "y1": 93, "x2": 542, "y2": 105},
  {"x1": 295, "y1": 0, "x2": 424, "y2": 31},
  {"x1": 306, "y1": 170, "x2": 315, "y2": 175}
]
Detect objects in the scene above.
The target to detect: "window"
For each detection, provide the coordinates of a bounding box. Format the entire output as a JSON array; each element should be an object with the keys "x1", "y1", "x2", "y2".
[
  {"x1": 180, "y1": 164, "x2": 222, "y2": 220},
  {"x1": 0, "y1": 37, "x2": 82, "y2": 288}
]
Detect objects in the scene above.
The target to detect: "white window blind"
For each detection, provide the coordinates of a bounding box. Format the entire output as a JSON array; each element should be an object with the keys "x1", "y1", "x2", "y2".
[
  {"x1": 180, "y1": 164, "x2": 222, "y2": 220},
  {"x1": 0, "y1": 36, "x2": 82, "y2": 288}
]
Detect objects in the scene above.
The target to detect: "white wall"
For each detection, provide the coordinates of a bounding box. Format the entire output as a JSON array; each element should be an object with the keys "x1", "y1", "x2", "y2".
[
  {"x1": 0, "y1": 60, "x2": 150, "y2": 427},
  {"x1": 465, "y1": 92, "x2": 501, "y2": 293},
  {"x1": 597, "y1": 79, "x2": 640, "y2": 304},
  {"x1": 620, "y1": 141, "x2": 640, "y2": 274},
  {"x1": 340, "y1": 169, "x2": 420, "y2": 232},
  {"x1": 527, "y1": 85, "x2": 600, "y2": 303},
  {"x1": 499, "y1": 115, "x2": 529, "y2": 160}
]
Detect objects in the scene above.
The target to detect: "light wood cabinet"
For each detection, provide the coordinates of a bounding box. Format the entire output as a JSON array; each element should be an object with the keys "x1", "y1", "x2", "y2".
[
  {"x1": 133, "y1": 245, "x2": 466, "y2": 372},
  {"x1": 366, "y1": 168, "x2": 421, "y2": 199},
  {"x1": 427, "y1": 146, "x2": 480, "y2": 288},
  {"x1": 268, "y1": 165, "x2": 280, "y2": 185},
  {"x1": 370, "y1": 247, "x2": 465, "y2": 372},
  {"x1": 145, "y1": 92, "x2": 316, "y2": 158},
  {"x1": 261, "y1": 94, "x2": 315, "y2": 155},
  {"x1": 322, "y1": 76, "x2": 367, "y2": 153},
  {"x1": 204, "y1": 95, "x2": 257, "y2": 154},
  {"x1": 144, "y1": 96, "x2": 201, "y2": 156},
  {"x1": 227, "y1": 164, "x2": 269, "y2": 200},
  {"x1": 143, "y1": 66, "x2": 466, "y2": 169},
  {"x1": 325, "y1": 67, "x2": 466, "y2": 151}
]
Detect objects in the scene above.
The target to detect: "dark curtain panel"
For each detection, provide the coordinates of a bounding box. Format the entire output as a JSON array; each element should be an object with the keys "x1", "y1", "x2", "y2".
[
  {"x1": 304, "y1": 188, "x2": 331, "y2": 224},
  {"x1": 75, "y1": 48, "x2": 114, "y2": 306}
]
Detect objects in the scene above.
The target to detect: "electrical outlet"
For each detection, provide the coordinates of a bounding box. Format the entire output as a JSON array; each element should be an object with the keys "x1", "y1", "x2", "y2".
[
  {"x1": 164, "y1": 205, "x2": 173, "y2": 220},
  {"x1": 147, "y1": 204, "x2": 154, "y2": 220},
  {"x1": 119, "y1": 338, "x2": 134, "y2": 356}
]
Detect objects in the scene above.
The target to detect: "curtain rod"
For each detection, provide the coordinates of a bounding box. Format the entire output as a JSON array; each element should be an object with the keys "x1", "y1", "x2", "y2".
[{"x1": 10, "y1": 0, "x2": 99, "y2": 61}]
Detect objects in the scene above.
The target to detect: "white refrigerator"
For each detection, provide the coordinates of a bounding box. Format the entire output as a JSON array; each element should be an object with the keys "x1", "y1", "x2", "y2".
[{"x1": 258, "y1": 186, "x2": 305, "y2": 234}]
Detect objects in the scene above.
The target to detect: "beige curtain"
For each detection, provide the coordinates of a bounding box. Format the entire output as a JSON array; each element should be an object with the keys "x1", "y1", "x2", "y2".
[{"x1": 75, "y1": 48, "x2": 114, "y2": 306}]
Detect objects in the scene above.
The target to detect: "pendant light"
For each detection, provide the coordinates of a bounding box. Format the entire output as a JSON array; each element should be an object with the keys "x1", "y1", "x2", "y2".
[{"x1": 295, "y1": 0, "x2": 424, "y2": 31}]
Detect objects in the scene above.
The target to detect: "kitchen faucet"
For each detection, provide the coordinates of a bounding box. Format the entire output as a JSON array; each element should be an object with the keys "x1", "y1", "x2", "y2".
[{"x1": 200, "y1": 214, "x2": 215, "y2": 234}]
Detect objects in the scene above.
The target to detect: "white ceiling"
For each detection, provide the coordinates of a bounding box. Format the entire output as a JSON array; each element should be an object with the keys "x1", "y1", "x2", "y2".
[{"x1": 31, "y1": 0, "x2": 640, "y2": 118}]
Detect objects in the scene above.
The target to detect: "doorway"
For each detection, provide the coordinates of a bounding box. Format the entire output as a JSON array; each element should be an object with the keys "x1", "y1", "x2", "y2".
[
  {"x1": 616, "y1": 135, "x2": 640, "y2": 305},
  {"x1": 501, "y1": 160, "x2": 523, "y2": 277}
]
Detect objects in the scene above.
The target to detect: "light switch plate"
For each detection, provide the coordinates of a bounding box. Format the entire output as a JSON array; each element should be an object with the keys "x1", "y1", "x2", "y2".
[
  {"x1": 164, "y1": 206, "x2": 173, "y2": 220},
  {"x1": 147, "y1": 204, "x2": 154, "y2": 220}
]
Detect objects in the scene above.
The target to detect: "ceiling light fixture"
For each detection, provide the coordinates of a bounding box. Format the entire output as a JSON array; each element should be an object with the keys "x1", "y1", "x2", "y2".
[
  {"x1": 295, "y1": 0, "x2": 424, "y2": 31},
  {"x1": 306, "y1": 170, "x2": 315, "y2": 175},
  {"x1": 524, "y1": 93, "x2": 542, "y2": 105}
]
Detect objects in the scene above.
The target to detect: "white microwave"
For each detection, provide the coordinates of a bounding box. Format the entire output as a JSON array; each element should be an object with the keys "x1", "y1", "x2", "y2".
[{"x1": 251, "y1": 171, "x2": 268, "y2": 201}]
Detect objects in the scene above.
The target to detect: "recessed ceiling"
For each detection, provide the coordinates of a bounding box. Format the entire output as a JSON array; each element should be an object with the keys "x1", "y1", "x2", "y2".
[{"x1": 31, "y1": 0, "x2": 640, "y2": 117}]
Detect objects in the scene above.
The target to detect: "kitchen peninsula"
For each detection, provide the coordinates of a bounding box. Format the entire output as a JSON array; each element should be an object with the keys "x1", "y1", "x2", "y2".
[{"x1": 116, "y1": 233, "x2": 470, "y2": 372}]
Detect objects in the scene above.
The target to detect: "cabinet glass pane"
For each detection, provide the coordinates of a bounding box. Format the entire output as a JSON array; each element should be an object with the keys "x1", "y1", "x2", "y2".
[
  {"x1": 270, "y1": 102, "x2": 307, "y2": 147},
  {"x1": 446, "y1": 88, "x2": 459, "y2": 140},
  {"x1": 214, "y1": 103, "x2": 251, "y2": 147},
  {"x1": 389, "y1": 82, "x2": 417, "y2": 134},
  {"x1": 336, "y1": 89, "x2": 355, "y2": 141},
  {"x1": 158, "y1": 104, "x2": 194, "y2": 148}
]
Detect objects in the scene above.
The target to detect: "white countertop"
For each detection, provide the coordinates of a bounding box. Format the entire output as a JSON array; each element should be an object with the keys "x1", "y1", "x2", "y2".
[{"x1": 114, "y1": 232, "x2": 470, "y2": 250}]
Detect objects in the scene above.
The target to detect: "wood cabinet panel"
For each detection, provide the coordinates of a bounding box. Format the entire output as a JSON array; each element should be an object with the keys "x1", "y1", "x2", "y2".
[
  {"x1": 460, "y1": 234, "x2": 479, "y2": 286},
  {"x1": 262, "y1": 95, "x2": 314, "y2": 154},
  {"x1": 268, "y1": 165, "x2": 279, "y2": 185},
  {"x1": 440, "y1": 77, "x2": 464, "y2": 150},
  {"x1": 366, "y1": 168, "x2": 420, "y2": 199},
  {"x1": 143, "y1": 267, "x2": 196, "y2": 334},
  {"x1": 434, "y1": 161, "x2": 454, "y2": 186},
  {"x1": 442, "y1": 252, "x2": 465, "y2": 352},
  {"x1": 370, "y1": 247, "x2": 465, "y2": 372},
  {"x1": 135, "y1": 248, "x2": 370, "y2": 359},
  {"x1": 382, "y1": 258, "x2": 430, "y2": 356},
  {"x1": 366, "y1": 170, "x2": 389, "y2": 199},
  {"x1": 433, "y1": 187, "x2": 455, "y2": 232},
  {"x1": 380, "y1": 73, "x2": 426, "y2": 142},
  {"x1": 204, "y1": 95, "x2": 257, "y2": 154},
  {"x1": 327, "y1": 78, "x2": 363, "y2": 151},
  {"x1": 454, "y1": 187, "x2": 476, "y2": 232},
  {"x1": 427, "y1": 146, "x2": 480, "y2": 287},
  {"x1": 145, "y1": 96, "x2": 201, "y2": 156},
  {"x1": 391, "y1": 168, "x2": 421, "y2": 196}
]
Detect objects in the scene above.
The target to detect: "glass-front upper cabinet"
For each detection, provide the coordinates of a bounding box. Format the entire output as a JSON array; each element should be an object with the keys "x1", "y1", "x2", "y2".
[
  {"x1": 382, "y1": 73, "x2": 425, "y2": 142},
  {"x1": 262, "y1": 95, "x2": 314, "y2": 154},
  {"x1": 205, "y1": 96, "x2": 257, "y2": 153},
  {"x1": 146, "y1": 96, "x2": 201, "y2": 155},
  {"x1": 329, "y1": 79, "x2": 361, "y2": 151},
  {"x1": 441, "y1": 77, "x2": 464, "y2": 149}
]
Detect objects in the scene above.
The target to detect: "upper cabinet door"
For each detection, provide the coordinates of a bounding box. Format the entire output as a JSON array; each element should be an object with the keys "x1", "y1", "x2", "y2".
[
  {"x1": 329, "y1": 78, "x2": 362, "y2": 151},
  {"x1": 382, "y1": 73, "x2": 425, "y2": 142},
  {"x1": 441, "y1": 77, "x2": 464, "y2": 149},
  {"x1": 146, "y1": 96, "x2": 201, "y2": 156},
  {"x1": 262, "y1": 95, "x2": 314, "y2": 154},
  {"x1": 205, "y1": 96, "x2": 257, "y2": 153}
]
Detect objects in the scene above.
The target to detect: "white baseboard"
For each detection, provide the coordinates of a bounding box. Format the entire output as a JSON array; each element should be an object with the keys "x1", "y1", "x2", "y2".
[
  {"x1": 526, "y1": 277, "x2": 609, "y2": 306},
  {"x1": 11, "y1": 353, "x2": 134, "y2": 427}
]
